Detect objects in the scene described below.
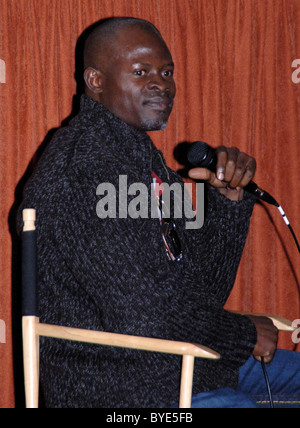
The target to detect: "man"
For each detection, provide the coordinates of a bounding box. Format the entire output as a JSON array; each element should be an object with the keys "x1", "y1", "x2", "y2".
[{"x1": 20, "y1": 17, "x2": 299, "y2": 408}]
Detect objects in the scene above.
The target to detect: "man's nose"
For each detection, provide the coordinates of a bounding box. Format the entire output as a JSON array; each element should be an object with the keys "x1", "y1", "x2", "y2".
[{"x1": 147, "y1": 74, "x2": 170, "y2": 93}]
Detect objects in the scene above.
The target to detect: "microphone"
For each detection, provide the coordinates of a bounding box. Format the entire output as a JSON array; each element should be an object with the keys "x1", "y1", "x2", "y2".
[{"x1": 187, "y1": 141, "x2": 279, "y2": 207}]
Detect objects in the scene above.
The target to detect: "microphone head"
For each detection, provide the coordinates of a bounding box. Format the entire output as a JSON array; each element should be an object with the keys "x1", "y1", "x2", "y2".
[{"x1": 187, "y1": 141, "x2": 215, "y2": 169}]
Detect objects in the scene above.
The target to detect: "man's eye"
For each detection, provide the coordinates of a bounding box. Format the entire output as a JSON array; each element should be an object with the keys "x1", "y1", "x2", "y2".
[
  {"x1": 163, "y1": 70, "x2": 174, "y2": 77},
  {"x1": 135, "y1": 70, "x2": 147, "y2": 76}
]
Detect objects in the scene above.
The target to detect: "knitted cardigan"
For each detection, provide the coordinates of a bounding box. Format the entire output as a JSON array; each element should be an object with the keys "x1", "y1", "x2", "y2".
[{"x1": 20, "y1": 95, "x2": 257, "y2": 408}]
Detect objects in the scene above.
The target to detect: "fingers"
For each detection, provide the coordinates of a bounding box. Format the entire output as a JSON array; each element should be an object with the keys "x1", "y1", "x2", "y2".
[
  {"x1": 215, "y1": 146, "x2": 256, "y2": 190},
  {"x1": 247, "y1": 315, "x2": 279, "y2": 364},
  {"x1": 188, "y1": 146, "x2": 257, "y2": 191},
  {"x1": 188, "y1": 168, "x2": 224, "y2": 187}
]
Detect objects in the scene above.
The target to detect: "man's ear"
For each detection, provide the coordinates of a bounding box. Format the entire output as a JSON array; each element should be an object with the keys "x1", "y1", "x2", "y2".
[{"x1": 84, "y1": 67, "x2": 104, "y2": 94}]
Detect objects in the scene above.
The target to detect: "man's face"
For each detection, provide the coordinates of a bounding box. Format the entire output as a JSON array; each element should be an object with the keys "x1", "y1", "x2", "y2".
[{"x1": 97, "y1": 26, "x2": 176, "y2": 131}]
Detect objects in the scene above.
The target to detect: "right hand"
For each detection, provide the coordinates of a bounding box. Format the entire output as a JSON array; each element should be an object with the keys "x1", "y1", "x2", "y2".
[
  {"x1": 188, "y1": 146, "x2": 257, "y2": 201},
  {"x1": 246, "y1": 315, "x2": 279, "y2": 363}
]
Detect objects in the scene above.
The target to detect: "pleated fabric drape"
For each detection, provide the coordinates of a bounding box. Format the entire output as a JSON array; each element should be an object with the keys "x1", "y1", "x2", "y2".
[{"x1": 0, "y1": 0, "x2": 299, "y2": 408}]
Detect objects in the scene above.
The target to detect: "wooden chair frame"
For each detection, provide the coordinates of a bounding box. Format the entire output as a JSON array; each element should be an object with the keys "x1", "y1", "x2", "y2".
[
  {"x1": 22, "y1": 316, "x2": 221, "y2": 408},
  {"x1": 22, "y1": 209, "x2": 295, "y2": 408}
]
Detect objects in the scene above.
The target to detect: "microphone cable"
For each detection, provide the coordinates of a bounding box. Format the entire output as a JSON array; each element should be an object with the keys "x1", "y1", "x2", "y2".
[
  {"x1": 260, "y1": 200, "x2": 299, "y2": 409},
  {"x1": 261, "y1": 357, "x2": 274, "y2": 409},
  {"x1": 253, "y1": 183, "x2": 300, "y2": 255},
  {"x1": 276, "y1": 204, "x2": 300, "y2": 255}
]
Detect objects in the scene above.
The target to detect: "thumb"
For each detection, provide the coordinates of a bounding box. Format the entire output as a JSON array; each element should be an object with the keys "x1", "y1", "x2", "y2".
[{"x1": 188, "y1": 168, "x2": 223, "y2": 187}]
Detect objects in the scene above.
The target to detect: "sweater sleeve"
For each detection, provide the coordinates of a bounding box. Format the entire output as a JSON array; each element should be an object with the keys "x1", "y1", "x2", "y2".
[
  {"x1": 184, "y1": 184, "x2": 257, "y2": 305},
  {"x1": 37, "y1": 157, "x2": 257, "y2": 369}
]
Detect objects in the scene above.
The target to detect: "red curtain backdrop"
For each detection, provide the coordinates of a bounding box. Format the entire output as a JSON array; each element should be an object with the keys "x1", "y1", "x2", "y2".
[{"x1": 0, "y1": 0, "x2": 299, "y2": 408}]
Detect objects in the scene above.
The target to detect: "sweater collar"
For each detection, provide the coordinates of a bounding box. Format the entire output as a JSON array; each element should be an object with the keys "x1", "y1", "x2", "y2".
[
  {"x1": 78, "y1": 95, "x2": 170, "y2": 181},
  {"x1": 79, "y1": 94, "x2": 150, "y2": 146}
]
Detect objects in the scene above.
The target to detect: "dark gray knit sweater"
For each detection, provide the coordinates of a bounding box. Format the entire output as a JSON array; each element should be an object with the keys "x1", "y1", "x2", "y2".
[{"x1": 20, "y1": 95, "x2": 257, "y2": 408}]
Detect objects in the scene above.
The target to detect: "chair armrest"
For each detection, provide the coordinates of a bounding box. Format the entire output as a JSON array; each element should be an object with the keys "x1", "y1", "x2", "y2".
[
  {"x1": 23, "y1": 317, "x2": 220, "y2": 408},
  {"x1": 229, "y1": 311, "x2": 296, "y2": 332},
  {"x1": 36, "y1": 321, "x2": 221, "y2": 359}
]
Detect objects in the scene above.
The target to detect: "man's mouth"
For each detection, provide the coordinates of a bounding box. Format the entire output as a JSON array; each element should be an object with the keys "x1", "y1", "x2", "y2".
[{"x1": 144, "y1": 97, "x2": 173, "y2": 112}]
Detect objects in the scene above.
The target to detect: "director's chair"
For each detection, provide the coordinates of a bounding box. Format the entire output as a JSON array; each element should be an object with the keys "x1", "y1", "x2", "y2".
[{"x1": 22, "y1": 209, "x2": 295, "y2": 408}]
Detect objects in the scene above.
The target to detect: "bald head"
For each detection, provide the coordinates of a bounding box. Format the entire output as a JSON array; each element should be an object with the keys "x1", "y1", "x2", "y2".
[{"x1": 84, "y1": 17, "x2": 163, "y2": 71}]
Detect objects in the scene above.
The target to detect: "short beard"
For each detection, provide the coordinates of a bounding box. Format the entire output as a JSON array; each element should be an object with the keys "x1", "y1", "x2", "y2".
[{"x1": 140, "y1": 118, "x2": 169, "y2": 132}]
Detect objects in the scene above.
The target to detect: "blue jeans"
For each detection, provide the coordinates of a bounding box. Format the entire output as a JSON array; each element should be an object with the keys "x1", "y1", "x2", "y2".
[{"x1": 171, "y1": 350, "x2": 300, "y2": 408}]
